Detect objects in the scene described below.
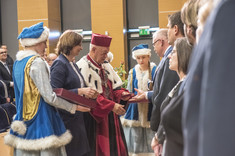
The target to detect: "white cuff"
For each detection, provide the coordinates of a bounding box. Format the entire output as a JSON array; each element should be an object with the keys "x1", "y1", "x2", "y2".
[
  {"x1": 70, "y1": 104, "x2": 77, "y2": 114},
  {"x1": 10, "y1": 81, "x2": 14, "y2": 87},
  {"x1": 145, "y1": 92, "x2": 148, "y2": 99}
]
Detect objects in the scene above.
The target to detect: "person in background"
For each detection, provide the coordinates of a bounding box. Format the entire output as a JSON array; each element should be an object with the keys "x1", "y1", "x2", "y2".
[
  {"x1": 47, "y1": 53, "x2": 58, "y2": 66},
  {"x1": 4, "y1": 22, "x2": 89, "y2": 156},
  {"x1": 192, "y1": 0, "x2": 235, "y2": 155},
  {"x1": 181, "y1": 0, "x2": 199, "y2": 46},
  {"x1": 167, "y1": 11, "x2": 185, "y2": 46},
  {"x1": 1, "y1": 45, "x2": 14, "y2": 70},
  {"x1": 160, "y1": 37, "x2": 192, "y2": 156},
  {"x1": 161, "y1": 2, "x2": 200, "y2": 155},
  {"x1": 153, "y1": 1, "x2": 199, "y2": 156},
  {"x1": 176, "y1": 0, "x2": 200, "y2": 95},
  {"x1": 0, "y1": 79, "x2": 16, "y2": 133},
  {"x1": 130, "y1": 12, "x2": 185, "y2": 154},
  {"x1": 0, "y1": 47, "x2": 14, "y2": 102},
  {"x1": 121, "y1": 44, "x2": 157, "y2": 156},
  {"x1": 149, "y1": 11, "x2": 185, "y2": 156},
  {"x1": 77, "y1": 33, "x2": 130, "y2": 156},
  {"x1": 50, "y1": 30, "x2": 98, "y2": 156},
  {"x1": 196, "y1": 0, "x2": 214, "y2": 43},
  {"x1": 128, "y1": 28, "x2": 178, "y2": 156},
  {"x1": 182, "y1": 0, "x2": 221, "y2": 156}
]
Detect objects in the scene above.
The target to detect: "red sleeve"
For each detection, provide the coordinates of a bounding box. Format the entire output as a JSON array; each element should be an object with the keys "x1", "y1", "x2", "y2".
[
  {"x1": 90, "y1": 94, "x2": 115, "y2": 122},
  {"x1": 113, "y1": 88, "x2": 129, "y2": 103},
  {"x1": 90, "y1": 88, "x2": 129, "y2": 123}
]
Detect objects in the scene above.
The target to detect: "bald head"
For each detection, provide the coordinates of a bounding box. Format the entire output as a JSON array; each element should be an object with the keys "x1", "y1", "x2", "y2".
[{"x1": 47, "y1": 53, "x2": 58, "y2": 66}]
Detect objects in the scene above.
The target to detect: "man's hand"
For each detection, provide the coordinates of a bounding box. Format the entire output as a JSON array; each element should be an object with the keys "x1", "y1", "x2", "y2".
[
  {"x1": 6, "y1": 97, "x2": 10, "y2": 103},
  {"x1": 76, "y1": 105, "x2": 91, "y2": 112},
  {"x1": 78, "y1": 87, "x2": 99, "y2": 99},
  {"x1": 112, "y1": 103, "x2": 126, "y2": 115},
  {"x1": 121, "y1": 91, "x2": 131, "y2": 101},
  {"x1": 151, "y1": 136, "x2": 163, "y2": 156},
  {"x1": 128, "y1": 88, "x2": 148, "y2": 103}
]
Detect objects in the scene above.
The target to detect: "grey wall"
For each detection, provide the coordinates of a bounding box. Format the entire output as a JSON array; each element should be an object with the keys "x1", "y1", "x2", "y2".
[
  {"x1": 61, "y1": 0, "x2": 91, "y2": 31},
  {"x1": 127, "y1": 0, "x2": 159, "y2": 70},
  {"x1": 1, "y1": 0, "x2": 18, "y2": 60},
  {"x1": 61, "y1": 0, "x2": 91, "y2": 61},
  {"x1": 127, "y1": 0, "x2": 159, "y2": 29},
  {"x1": 74, "y1": 41, "x2": 90, "y2": 62},
  {"x1": 60, "y1": 0, "x2": 159, "y2": 66},
  {"x1": 0, "y1": 0, "x2": 159, "y2": 65}
]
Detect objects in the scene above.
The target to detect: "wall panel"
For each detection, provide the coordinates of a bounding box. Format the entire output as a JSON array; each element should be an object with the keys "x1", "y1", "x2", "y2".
[
  {"x1": 91, "y1": 0, "x2": 127, "y2": 70},
  {"x1": 158, "y1": 0, "x2": 187, "y2": 28}
]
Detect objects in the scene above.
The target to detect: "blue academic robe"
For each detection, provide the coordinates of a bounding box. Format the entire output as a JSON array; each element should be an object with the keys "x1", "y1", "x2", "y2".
[{"x1": 5, "y1": 55, "x2": 69, "y2": 151}]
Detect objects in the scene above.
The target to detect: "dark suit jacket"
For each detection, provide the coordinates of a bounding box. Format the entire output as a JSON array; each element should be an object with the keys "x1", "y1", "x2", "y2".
[
  {"x1": 0, "y1": 80, "x2": 7, "y2": 104},
  {"x1": 149, "y1": 46, "x2": 179, "y2": 131},
  {"x1": 50, "y1": 54, "x2": 90, "y2": 156},
  {"x1": 182, "y1": 33, "x2": 206, "y2": 156},
  {"x1": 6, "y1": 54, "x2": 14, "y2": 71},
  {"x1": 0, "y1": 62, "x2": 14, "y2": 100},
  {"x1": 183, "y1": 1, "x2": 235, "y2": 156}
]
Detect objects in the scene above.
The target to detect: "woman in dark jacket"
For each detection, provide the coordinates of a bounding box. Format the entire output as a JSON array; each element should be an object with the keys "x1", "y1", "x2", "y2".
[
  {"x1": 50, "y1": 30, "x2": 98, "y2": 156},
  {"x1": 152, "y1": 37, "x2": 193, "y2": 156}
]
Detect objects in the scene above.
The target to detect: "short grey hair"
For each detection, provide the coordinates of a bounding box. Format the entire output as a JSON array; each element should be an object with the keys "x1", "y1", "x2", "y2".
[{"x1": 152, "y1": 29, "x2": 168, "y2": 40}]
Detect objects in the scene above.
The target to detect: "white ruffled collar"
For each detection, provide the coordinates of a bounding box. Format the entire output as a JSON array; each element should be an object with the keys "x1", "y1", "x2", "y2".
[{"x1": 16, "y1": 50, "x2": 40, "y2": 61}]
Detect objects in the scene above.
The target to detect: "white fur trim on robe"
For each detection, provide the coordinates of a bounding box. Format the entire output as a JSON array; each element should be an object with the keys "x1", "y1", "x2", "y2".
[
  {"x1": 4, "y1": 130, "x2": 72, "y2": 151},
  {"x1": 10, "y1": 120, "x2": 27, "y2": 135},
  {"x1": 16, "y1": 50, "x2": 40, "y2": 61},
  {"x1": 121, "y1": 62, "x2": 156, "y2": 128},
  {"x1": 76, "y1": 56, "x2": 123, "y2": 93}
]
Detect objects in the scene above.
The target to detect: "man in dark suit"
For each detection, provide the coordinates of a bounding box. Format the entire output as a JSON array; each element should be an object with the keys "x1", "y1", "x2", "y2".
[
  {"x1": 130, "y1": 12, "x2": 184, "y2": 155},
  {"x1": 1, "y1": 45, "x2": 14, "y2": 70},
  {"x1": 0, "y1": 47, "x2": 14, "y2": 102},
  {"x1": 183, "y1": 0, "x2": 235, "y2": 156},
  {"x1": 148, "y1": 29, "x2": 179, "y2": 132},
  {"x1": 149, "y1": 11, "x2": 184, "y2": 132}
]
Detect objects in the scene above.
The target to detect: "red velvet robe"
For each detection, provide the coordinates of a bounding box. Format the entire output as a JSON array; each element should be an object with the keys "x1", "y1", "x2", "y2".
[{"x1": 83, "y1": 55, "x2": 128, "y2": 156}]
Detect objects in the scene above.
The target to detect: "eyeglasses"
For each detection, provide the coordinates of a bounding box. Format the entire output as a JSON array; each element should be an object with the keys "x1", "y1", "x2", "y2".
[
  {"x1": 152, "y1": 39, "x2": 162, "y2": 46},
  {"x1": 0, "y1": 51, "x2": 7, "y2": 55}
]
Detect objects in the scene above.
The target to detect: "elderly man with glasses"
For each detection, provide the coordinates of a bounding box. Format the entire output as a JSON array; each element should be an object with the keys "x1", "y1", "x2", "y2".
[{"x1": 129, "y1": 28, "x2": 180, "y2": 156}]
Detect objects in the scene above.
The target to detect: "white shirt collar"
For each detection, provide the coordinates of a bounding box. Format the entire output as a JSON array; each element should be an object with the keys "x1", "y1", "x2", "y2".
[
  {"x1": 0, "y1": 60, "x2": 6, "y2": 65},
  {"x1": 164, "y1": 46, "x2": 172, "y2": 56}
]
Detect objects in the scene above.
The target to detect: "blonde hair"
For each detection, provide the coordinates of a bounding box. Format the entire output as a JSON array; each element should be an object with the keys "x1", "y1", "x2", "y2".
[
  {"x1": 55, "y1": 30, "x2": 83, "y2": 55},
  {"x1": 198, "y1": 0, "x2": 214, "y2": 27},
  {"x1": 181, "y1": 0, "x2": 200, "y2": 27}
]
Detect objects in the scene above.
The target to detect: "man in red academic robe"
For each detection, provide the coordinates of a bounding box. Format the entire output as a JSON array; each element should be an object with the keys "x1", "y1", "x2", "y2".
[{"x1": 77, "y1": 33, "x2": 130, "y2": 156}]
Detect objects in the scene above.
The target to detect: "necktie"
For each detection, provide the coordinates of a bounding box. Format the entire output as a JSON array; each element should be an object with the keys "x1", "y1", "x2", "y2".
[{"x1": 100, "y1": 68, "x2": 110, "y2": 98}]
